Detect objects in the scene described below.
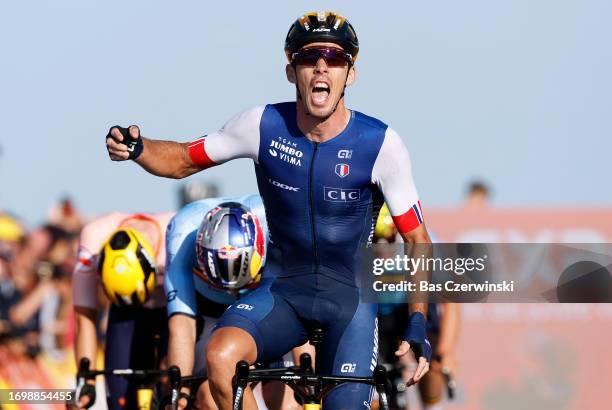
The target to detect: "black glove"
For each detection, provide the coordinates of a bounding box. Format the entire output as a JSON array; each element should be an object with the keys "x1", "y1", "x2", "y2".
[
  {"x1": 107, "y1": 125, "x2": 144, "y2": 160},
  {"x1": 72, "y1": 380, "x2": 96, "y2": 408}
]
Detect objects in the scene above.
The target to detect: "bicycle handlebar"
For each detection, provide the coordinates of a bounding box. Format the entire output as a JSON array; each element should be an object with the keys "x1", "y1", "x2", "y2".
[
  {"x1": 76, "y1": 358, "x2": 183, "y2": 410},
  {"x1": 232, "y1": 356, "x2": 391, "y2": 410}
]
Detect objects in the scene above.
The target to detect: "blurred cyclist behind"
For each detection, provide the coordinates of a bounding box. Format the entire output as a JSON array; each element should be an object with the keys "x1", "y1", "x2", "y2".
[
  {"x1": 376, "y1": 205, "x2": 460, "y2": 410},
  {"x1": 164, "y1": 194, "x2": 308, "y2": 410},
  {"x1": 72, "y1": 211, "x2": 173, "y2": 409}
]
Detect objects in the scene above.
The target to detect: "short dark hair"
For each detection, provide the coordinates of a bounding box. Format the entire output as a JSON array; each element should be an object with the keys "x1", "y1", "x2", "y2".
[{"x1": 468, "y1": 181, "x2": 490, "y2": 196}]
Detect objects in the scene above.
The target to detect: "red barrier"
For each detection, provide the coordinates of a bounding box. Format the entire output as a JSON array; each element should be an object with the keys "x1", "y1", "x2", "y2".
[{"x1": 428, "y1": 207, "x2": 612, "y2": 242}]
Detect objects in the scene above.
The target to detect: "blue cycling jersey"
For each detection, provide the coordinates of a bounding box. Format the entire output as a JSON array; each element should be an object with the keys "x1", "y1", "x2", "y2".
[{"x1": 190, "y1": 102, "x2": 422, "y2": 285}]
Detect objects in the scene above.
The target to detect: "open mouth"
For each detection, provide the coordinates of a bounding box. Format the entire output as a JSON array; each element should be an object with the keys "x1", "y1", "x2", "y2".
[{"x1": 311, "y1": 82, "x2": 331, "y2": 105}]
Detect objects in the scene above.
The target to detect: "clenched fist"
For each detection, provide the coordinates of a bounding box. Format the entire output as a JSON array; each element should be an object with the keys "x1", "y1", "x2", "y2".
[{"x1": 106, "y1": 125, "x2": 144, "y2": 160}]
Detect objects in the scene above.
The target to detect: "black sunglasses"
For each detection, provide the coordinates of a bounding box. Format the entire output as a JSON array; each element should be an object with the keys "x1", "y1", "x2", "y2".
[{"x1": 291, "y1": 47, "x2": 353, "y2": 67}]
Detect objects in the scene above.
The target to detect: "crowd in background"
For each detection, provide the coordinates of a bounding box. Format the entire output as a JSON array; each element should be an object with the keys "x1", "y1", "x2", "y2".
[
  {"x1": 0, "y1": 198, "x2": 82, "y2": 361},
  {"x1": 0, "y1": 181, "x2": 222, "y2": 365}
]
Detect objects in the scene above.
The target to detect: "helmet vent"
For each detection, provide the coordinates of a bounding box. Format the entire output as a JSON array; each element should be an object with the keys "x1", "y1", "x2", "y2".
[
  {"x1": 218, "y1": 201, "x2": 243, "y2": 208},
  {"x1": 109, "y1": 231, "x2": 130, "y2": 250}
]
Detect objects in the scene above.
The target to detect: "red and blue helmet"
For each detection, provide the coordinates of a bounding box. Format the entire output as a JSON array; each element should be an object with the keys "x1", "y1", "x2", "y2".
[{"x1": 195, "y1": 202, "x2": 266, "y2": 291}]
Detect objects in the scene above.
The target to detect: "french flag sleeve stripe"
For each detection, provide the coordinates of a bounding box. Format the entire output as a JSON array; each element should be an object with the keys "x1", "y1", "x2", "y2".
[
  {"x1": 392, "y1": 202, "x2": 424, "y2": 234},
  {"x1": 188, "y1": 137, "x2": 217, "y2": 168},
  {"x1": 413, "y1": 200, "x2": 423, "y2": 223}
]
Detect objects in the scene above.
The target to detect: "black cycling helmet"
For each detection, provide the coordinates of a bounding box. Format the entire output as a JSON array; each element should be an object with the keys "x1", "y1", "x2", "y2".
[{"x1": 284, "y1": 11, "x2": 359, "y2": 64}]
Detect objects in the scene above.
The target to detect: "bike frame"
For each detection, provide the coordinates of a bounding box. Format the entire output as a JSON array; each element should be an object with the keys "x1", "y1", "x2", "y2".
[{"x1": 231, "y1": 354, "x2": 391, "y2": 410}]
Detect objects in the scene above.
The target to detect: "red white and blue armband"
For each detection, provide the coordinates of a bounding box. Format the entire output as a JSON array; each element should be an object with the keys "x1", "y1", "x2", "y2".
[
  {"x1": 187, "y1": 137, "x2": 217, "y2": 169},
  {"x1": 392, "y1": 201, "x2": 424, "y2": 234}
]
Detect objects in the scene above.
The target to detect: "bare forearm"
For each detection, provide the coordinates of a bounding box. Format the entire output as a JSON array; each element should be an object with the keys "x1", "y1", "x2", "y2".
[
  {"x1": 135, "y1": 138, "x2": 201, "y2": 179},
  {"x1": 168, "y1": 316, "x2": 196, "y2": 378},
  {"x1": 402, "y1": 226, "x2": 432, "y2": 317},
  {"x1": 74, "y1": 309, "x2": 98, "y2": 366}
]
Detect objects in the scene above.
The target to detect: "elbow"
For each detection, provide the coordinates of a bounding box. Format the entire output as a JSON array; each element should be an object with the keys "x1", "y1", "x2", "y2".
[
  {"x1": 75, "y1": 307, "x2": 97, "y2": 329},
  {"x1": 165, "y1": 164, "x2": 198, "y2": 179},
  {"x1": 164, "y1": 172, "x2": 184, "y2": 180},
  {"x1": 416, "y1": 231, "x2": 432, "y2": 244},
  {"x1": 173, "y1": 169, "x2": 192, "y2": 179},
  {"x1": 402, "y1": 227, "x2": 431, "y2": 245},
  {"x1": 144, "y1": 167, "x2": 187, "y2": 180}
]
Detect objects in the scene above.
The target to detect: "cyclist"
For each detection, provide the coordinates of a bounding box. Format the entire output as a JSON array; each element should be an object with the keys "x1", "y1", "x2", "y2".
[
  {"x1": 72, "y1": 212, "x2": 173, "y2": 409},
  {"x1": 164, "y1": 194, "x2": 308, "y2": 410},
  {"x1": 105, "y1": 11, "x2": 432, "y2": 409}
]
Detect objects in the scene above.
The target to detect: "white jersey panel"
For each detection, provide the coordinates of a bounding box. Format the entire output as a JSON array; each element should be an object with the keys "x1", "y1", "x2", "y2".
[
  {"x1": 371, "y1": 127, "x2": 420, "y2": 217},
  {"x1": 200, "y1": 106, "x2": 264, "y2": 164}
]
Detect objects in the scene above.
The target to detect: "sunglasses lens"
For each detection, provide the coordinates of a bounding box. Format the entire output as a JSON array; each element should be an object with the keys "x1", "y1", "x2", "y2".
[
  {"x1": 293, "y1": 49, "x2": 320, "y2": 66},
  {"x1": 293, "y1": 48, "x2": 350, "y2": 67},
  {"x1": 324, "y1": 49, "x2": 351, "y2": 67}
]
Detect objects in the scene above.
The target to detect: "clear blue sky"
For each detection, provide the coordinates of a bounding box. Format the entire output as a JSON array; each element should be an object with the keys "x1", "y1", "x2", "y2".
[{"x1": 1, "y1": 0, "x2": 611, "y2": 226}]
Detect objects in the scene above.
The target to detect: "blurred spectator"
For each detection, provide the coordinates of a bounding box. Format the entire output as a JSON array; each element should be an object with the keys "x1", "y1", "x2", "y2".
[
  {"x1": 178, "y1": 181, "x2": 219, "y2": 207},
  {"x1": 0, "y1": 212, "x2": 26, "y2": 341},
  {"x1": 48, "y1": 196, "x2": 83, "y2": 233},
  {"x1": 0, "y1": 218, "x2": 78, "y2": 360},
  {"x1": 464, "y1": 180, "x2": 491, "y2": 208},
  {"x1": 0, "y1": 253, "x2": 17, "y2": 338},
  {"x1": 0, "y1": 212, "x2": 26, "y2": 260}
]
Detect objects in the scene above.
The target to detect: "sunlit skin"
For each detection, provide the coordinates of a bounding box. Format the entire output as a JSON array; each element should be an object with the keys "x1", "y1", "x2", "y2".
[{"x1": 286, "y1": 42, "x2": 356, "y2": 143}]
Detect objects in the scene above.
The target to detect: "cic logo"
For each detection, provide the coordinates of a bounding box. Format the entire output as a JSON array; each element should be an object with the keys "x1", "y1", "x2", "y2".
[{"x1": 324, "y1": 187, "x2": 360, "y2": 202}]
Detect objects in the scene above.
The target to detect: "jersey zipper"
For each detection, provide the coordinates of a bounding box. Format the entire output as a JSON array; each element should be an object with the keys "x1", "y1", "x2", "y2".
[{"x1": 309, "y1": 142, "x2": 320, "y2": 269}]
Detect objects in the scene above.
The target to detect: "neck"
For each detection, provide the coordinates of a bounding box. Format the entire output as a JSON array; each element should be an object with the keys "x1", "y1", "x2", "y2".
[{"x1": 296, "y1": 98, "x2": 351, "y2": 143}]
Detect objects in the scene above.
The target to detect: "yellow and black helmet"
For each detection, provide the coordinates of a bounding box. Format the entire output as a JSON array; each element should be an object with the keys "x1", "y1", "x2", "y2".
[
  {"x1": 98, "y1": 228, "x2": 156, "y2": 306},
  {"x1": 285, "y1": 11, "x2": 359, "y2": 63}
]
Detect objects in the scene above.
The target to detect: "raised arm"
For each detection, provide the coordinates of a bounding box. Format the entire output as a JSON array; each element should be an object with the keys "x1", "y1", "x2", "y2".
[
  {"x1": 105, "y1": 106, "x2": 264, "y2": 179},
  {"x1": 106, "y1": 131, "x2": 197, "y2": 179}
]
